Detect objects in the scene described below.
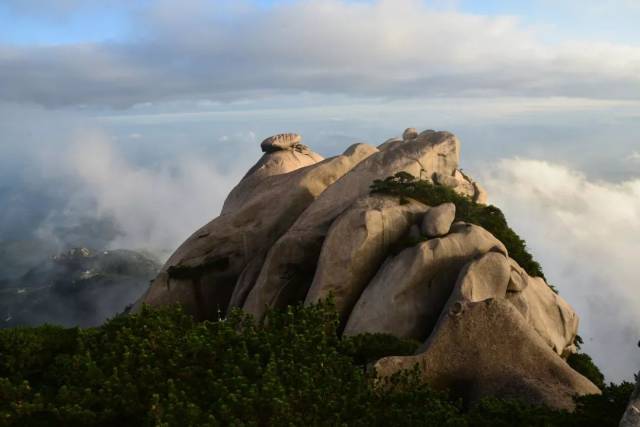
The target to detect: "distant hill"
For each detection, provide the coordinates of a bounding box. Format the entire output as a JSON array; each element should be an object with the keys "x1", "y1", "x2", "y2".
[{"x1": 1, "y1": 247, "x2": 160, "y2": 328}]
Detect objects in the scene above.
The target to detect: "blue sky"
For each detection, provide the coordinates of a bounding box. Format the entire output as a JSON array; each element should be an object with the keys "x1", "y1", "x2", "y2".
[
  {"x1": 0, "y1": 0, "x2": 639, "y2": 381},
  {"x1": 2, "y1": 0, "x2": 640, "y2": 45}
]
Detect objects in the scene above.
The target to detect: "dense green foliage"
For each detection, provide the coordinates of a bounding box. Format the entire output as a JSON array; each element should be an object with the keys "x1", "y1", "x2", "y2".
[
  {"x1": 567, "y1": 353, "x2": 605, "y2": 389},
  {"x1": 370, "y1": 172, "x2": 545, "y2": 281},
  {"x1": 341, "y1": 333, "x2": 421, "y2": 367},
  {"x1": 0, "y1": 303, "x2": 633, "y2": 426}
]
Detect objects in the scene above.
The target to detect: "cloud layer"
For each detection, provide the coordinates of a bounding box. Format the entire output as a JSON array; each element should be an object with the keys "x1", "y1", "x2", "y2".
[
  {"x1": 36, "y1": 130, "x2": 249, "y2": 259},
  {"x1": 482, "y1": 159, "x2": 640, "y2": 381},
  {"x1": 2, "y1": 0, "x2": 640, "y2": 107}
]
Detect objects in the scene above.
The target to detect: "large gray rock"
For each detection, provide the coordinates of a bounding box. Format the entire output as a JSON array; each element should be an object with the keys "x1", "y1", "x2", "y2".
[
  {"x1": 374, "y1": 299, "x2": 600, "y2": 411},
  {"x1": 304, "y1": 194, "x2": 428, "y2": 323},
  {"x1": 134, "y1": 142, "x2": 377, "y2": 319},
  {"x1": 243, "y1": 131, "x2": 463, "y2": 321},
  {"x1": 343, "y1": 222, "x2": 507, "y2": 340},
  {"x1": 421, "y1": 202, "x2": 456, "y2": 238},
  {"x1": 620, "y1": 376, "x2": 640, "y2": 427}
]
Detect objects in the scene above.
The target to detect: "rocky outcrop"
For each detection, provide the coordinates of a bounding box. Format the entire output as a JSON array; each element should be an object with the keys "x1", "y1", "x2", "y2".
[
  {"x1": 136, "y1": 128, "x2": 598, "y2": 410},
  {"x1": 374, "y1": 299, "x2": 599, "y2": 411},
  {"x1": 343, "y1": 223, "x2": 506, "y2": 341},
  {"x1": 304, "y1": 194, "x2": 428, "y2": 324},
  {"x1": 223, "y1": 133, "x2": 323, "y2": 215},
  {"x1": 620, "y1": 376, "x2": 640, "y2": 427},
  {"x1": 243, "y1": 131, "x2": 462, "y2": 320},
  {"x1": 134, "y1": 142, "x2": 377, "y2": 319}
]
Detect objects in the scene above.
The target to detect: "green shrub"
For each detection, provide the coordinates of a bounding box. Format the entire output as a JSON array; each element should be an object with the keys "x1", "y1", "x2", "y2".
[
  {"x1": 340, "y1": 333, "x2": 421, "y2": 367},
  {"x1": 0, "y1": 303, "x2": 631, "y2": 426},
  {"x1": 0, "y1": 303, "x2": 463, "y2": 426},
  {"x1": 371, "y1": 173, "x2": 546, "y2": 283},
  {"x1": 567, "y1": 353, "x2": 605, "y2": 389}
]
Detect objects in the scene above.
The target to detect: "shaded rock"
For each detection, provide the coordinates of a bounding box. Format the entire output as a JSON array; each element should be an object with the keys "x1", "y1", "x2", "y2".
[
  {"x1": 343, "y1": 222, "x2": 506, "y2": 340},
  {"x1": 377, "y1": 137, "x2": 403, "y2": 151},
  {"x1": 408, "y1": 224, "x2": 423, "y2": 240},
  {"x1": 134, "y1": 143, "x2": 378, "y2": 319},
  {"x1": 421, "y1": 203, "x2": 456, "y2": 238},
  {"x1": 227, "y1": 256, "x2": 266, "y2": 310},
  {"x1": 374, "y1": 299, "x2": 600, "y2": 411},
  {"x1": 243, "y1": 131, "x2": 463, "y2": 321},
  {"x1": 403, "y1": 128, "x2": 418, "y2": 140},
  {"x1": 304, "y1": 195, "x2": 428, "y2": 324},
  {"x1": 620, "y1": 376, "x2": 640, "y2": 427}
]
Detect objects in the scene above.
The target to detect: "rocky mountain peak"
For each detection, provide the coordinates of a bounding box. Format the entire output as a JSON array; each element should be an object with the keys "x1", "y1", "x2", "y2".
[{"x1": 134, "y1": 129, "x2": 599, "y2": 410}]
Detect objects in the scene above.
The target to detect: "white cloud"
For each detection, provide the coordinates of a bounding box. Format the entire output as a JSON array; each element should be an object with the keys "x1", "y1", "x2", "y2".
[
  {"x1": 59, "y1": 130, "x2": 245, "y2": 258},
  {"x1": 482, "y1": 159, "x2": 640, "y2": 381},
  {"x1": 627, "y1": 151, "x2": 640, "y2": 162},
  {"x1": 1, "y1": 0, "x2": 640, "y2": 107}
]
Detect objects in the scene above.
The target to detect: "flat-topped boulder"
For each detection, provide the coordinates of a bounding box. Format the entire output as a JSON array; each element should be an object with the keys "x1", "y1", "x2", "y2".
[{"x1": 260, "y1": 132, "x2": 303, "y2": 152}]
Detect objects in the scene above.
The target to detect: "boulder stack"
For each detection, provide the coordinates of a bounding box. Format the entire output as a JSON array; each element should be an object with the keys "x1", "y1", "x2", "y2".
[{"x1": 134, "y1": 128, "x2": 599, "y2": 410}]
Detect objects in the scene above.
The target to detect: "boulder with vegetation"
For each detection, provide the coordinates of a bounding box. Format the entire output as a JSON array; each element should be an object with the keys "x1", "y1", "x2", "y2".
[{"x1": 135, "y1": 128, "x2": 603, "y2": 410}]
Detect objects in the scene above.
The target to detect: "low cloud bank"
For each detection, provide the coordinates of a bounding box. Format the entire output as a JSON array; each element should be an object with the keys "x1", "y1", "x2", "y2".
[{"x1": 482, "y1": 159, "x2": 640, "y2": 381}]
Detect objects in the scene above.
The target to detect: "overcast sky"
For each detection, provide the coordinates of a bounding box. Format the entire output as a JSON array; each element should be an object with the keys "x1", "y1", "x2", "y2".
[{"x1": 1, "y1": 0, "x2": 639, "y2": 381}]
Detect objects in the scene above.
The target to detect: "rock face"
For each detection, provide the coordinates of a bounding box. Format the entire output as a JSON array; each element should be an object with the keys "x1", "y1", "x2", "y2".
[
  {"x1": 343, "y1": 223, "x2": 507, "y2": 341},
  {"x1": 374, "y1": 299, "x2": 599, "y2": 411},
  {"x1": 242, "y1": 131, "x2": 462, "y2": 321},
  {"x1": 134, "y1": 143, "x2": 377, "y2": 319},
  {"x1": 304, "y1": 195, "x2": 428, "y2": 324},
  {"x1": 135, "y1": 128, "x2": 599, "y2": 410},
  {"x1": 620, "y1": 376, "x2": 640, "y2": 427}
]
